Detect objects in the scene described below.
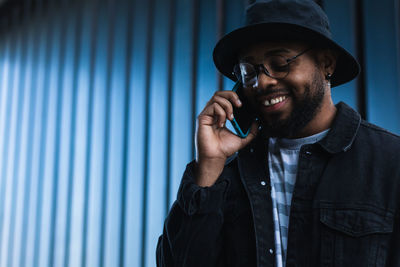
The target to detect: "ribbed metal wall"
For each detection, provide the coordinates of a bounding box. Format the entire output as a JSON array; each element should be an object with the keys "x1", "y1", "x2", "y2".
[{"x1": 0, "y1": 0, "x2": 398, "y2": 267}]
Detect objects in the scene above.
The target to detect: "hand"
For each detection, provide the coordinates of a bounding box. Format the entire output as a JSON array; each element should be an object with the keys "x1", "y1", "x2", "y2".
[{"x1": 195, "y1": 91, "x2": 259, "y2": 187}]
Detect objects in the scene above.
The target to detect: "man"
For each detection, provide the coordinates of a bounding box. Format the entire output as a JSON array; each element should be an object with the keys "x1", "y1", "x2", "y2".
[{"x1": 156, "y1": 1, "x2": 400, "y2": 266}]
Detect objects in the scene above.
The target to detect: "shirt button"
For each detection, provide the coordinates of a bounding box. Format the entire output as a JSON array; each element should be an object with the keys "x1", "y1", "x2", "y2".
[
  {"x1": 260, "y1": 181, "x2": 266, "y2": 186},
  {"x1": 269, "y1": 248, "x2": 274, "y2": 254}
]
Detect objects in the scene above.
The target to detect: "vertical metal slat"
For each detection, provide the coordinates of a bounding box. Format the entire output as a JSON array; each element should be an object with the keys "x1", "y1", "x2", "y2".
[
  {"x1": 354, "y1": 0, "x2": 367, "y2": 119},
  {"x1": 165, "y1": 0, "x2": 177, "y2": 214},
  {"x1": 140, "y1": 0, "x2": 155, "y2": 265},
  {"x1": 216, "y1": 0, "x2": 225, "y2": 91},
  {"x1": 63, "y1": 1, "x2": 83, "y2": 266},
  {"x1": 81, "y1": 0, "x2": 100, "y2": 266},
  {"x1": 99, "y1": 0, "x2": 116, "y2": 266},
  {"x1": 190, "y1": 0, "x2": 200, "y2": 159},
  {"x1": 118, "y1": 0, "x2": 134, "y2": 265}
]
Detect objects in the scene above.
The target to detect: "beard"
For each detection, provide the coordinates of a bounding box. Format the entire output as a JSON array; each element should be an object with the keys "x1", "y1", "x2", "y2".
[{"x1": 258, "y1": 72, "x2": 326, "y2": 138}]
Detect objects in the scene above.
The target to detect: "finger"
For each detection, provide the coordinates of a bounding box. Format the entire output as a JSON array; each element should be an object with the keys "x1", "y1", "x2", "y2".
[
  {"x1": 239, "y1": 120, "x2": 260, "y2": 147},
  {"x1": 211, "y1": 102, "x2": 227, "y2": 128},
  {"x1": 198, "y1": 102, "x2": 227, "y2": 128},
  {"x1": 248, "y1": 120, "x2": 260, "y2": 137},
  {"x1": 213, "y1": 91, "x2": 242, "y2": 107},
  {"x1": 211, "y1": 95, "x2": 235, "y2": 121}
]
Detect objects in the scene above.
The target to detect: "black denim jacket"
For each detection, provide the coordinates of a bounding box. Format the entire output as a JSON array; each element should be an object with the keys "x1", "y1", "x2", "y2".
[{"x1": 157, "y1": 102, "x2": 400, "y2": 267}]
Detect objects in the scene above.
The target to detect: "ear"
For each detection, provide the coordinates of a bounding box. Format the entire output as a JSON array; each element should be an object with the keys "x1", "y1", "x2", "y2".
[{"x1": 317, "y1": 48, "x2": 338, "y2": 78}]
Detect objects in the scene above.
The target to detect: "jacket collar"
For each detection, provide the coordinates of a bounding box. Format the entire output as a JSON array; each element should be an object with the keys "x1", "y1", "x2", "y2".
[
  {"x1": 243, "y1": 101, "x2": 361, "y2": 155},
  {"x1": 317, "y1": 102, "x2": 361, "y2": 153},
  {"x1": 237, "y1": 102, "x2": 361, "y2": 185}
]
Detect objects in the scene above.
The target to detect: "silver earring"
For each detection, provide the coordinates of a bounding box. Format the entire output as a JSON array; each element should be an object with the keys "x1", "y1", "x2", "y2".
[{"x1": 326, "y1": 73, "x2": 332, "y2": 80}]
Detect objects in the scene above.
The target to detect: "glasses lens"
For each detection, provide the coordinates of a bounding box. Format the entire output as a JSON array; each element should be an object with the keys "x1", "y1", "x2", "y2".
[
  {"x1": 234, "y1": 63, "x2": 258, "y2": 87},
  {"x1": 264, "y1": 55, "x2": 289, "y2": 79}
]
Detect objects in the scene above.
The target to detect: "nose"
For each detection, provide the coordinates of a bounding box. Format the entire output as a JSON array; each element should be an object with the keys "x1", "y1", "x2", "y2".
[{"x1": 255, "y1": 71, "x2": 278, "y2": 90}]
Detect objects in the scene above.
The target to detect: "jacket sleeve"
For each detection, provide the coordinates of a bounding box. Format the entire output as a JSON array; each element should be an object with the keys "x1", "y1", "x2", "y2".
[{"x1": 156, "y1": 161, "x2": 229, "y2": 267}]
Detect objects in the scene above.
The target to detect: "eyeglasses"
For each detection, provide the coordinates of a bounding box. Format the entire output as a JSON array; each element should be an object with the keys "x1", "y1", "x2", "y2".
[{"x1": 233, "y1": 48, "x2": 312, "y2": 88}]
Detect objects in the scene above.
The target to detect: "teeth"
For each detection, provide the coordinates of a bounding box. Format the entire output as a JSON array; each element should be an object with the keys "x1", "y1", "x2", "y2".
[{"x1": 263, "y1": 96, "x2": 286, "y2": 107}]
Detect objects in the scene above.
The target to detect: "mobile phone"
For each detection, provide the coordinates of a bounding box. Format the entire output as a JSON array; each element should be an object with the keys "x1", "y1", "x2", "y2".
[{"x1": 230, "y1": 81, "x2": 257, "y2": 138}]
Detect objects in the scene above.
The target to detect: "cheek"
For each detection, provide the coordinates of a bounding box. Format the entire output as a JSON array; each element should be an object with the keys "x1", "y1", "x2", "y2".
[{"x1": 284, "y1": 75, "x2": 313, "y2": 95}]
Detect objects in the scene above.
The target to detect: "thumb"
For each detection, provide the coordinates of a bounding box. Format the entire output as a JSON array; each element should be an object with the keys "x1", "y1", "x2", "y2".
[{"x1": 239, "y1": 120, "x2": 260, "y2": 148}]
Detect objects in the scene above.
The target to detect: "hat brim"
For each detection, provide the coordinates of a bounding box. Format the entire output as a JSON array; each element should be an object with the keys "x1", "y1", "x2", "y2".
[{"x1": 213, "y1": 23, "x2": 360, "y2": 87}]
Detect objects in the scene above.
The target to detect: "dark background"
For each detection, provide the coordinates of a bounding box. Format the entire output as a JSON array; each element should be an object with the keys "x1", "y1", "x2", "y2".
[{"x1": 0, "y1": 0, "x2": 398, "y2": 267}]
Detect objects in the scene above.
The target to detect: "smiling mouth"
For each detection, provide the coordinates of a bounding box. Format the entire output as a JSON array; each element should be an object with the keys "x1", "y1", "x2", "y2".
[{"x1": 262, "y1": 95, "x2": 287, "y2": 107}]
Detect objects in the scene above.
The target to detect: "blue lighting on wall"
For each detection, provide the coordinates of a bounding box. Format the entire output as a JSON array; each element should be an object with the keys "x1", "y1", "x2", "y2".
[{"x1": 0, "y1": 0, "x2": 398, "y2": 267}]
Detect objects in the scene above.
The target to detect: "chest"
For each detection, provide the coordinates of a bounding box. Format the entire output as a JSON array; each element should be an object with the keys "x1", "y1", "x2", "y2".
[{"x1": 231, "y1": 145, "x2": 396, "y2": 267}]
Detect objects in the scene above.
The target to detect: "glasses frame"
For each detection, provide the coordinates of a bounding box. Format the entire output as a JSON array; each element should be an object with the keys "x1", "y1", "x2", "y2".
[{"x1": 234, "y1": 48, "x2": 312, "y2": 84}]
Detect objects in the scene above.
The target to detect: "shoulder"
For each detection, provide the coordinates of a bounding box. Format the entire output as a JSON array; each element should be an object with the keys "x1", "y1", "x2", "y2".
[
  {"x1": 357, "y1": 120, "x2": 400, "y2": 151},
  {"x1": 360, "y1": 120, "x2": 400, "y2": 139},
  {"x1": 350, "y1": 120, "x2": 400, "y2": 179}
]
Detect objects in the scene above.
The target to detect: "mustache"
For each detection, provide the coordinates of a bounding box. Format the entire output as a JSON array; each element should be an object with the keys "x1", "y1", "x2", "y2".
[{"x1": 252, "y1": 88, "x2": 291, "y2": 97}]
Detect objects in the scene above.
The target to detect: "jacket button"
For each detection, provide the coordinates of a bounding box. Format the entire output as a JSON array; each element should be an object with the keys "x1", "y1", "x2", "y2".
[
  {"x1": 250, "y1": 148, "x2": 254, "y2": 153},
  {"x1": 305, "y1": 150, "x2": 312, "y2": 155},
  {"x1": 269, "y1": 248, "x2": 274, "y2": 254},
  {"x1": 260, "y1": 181, "x2": 266, "y2": 186}
]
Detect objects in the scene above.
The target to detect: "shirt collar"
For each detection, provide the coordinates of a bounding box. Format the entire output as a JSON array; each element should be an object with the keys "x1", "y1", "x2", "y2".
[{"x1": 271, "y1": 128, "x2": 330, "y2": 151}]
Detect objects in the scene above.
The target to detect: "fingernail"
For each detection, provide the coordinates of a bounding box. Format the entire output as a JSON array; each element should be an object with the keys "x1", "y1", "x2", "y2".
[
  {"x1": 237, "y1": 99, "x2": 242, "y2": 105},
  {"x1": 230, "y1": 113, "x2": 234, "y2": 119}
]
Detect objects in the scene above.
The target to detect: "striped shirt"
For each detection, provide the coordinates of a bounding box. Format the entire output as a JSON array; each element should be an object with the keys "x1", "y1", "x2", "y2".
[{"x1": 268, "y1": 129, "x2": 329, "y2": 267}]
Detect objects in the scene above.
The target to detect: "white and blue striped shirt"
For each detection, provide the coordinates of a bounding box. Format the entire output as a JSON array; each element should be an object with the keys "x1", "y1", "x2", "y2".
[{"x1": 268, "y1": 129, "x2": 329, "y2": 267}]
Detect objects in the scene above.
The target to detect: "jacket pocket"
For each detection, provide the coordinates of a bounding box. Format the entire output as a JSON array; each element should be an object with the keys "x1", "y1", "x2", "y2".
[{"x1": 319, "y1": 205, "x2": 394, "y2": 267}]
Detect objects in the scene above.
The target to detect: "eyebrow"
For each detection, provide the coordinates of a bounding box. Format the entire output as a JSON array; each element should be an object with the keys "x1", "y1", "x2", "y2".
[{"x1": 240, "y1": 48, "x2": 291, "y2": 62}]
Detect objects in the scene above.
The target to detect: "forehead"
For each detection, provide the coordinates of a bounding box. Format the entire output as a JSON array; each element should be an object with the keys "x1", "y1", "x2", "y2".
[{"x1": 238, "y1": 41, "x2": 309, "y2": 62}]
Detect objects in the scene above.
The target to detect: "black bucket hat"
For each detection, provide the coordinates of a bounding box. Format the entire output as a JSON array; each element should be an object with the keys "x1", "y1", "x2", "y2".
[{"x1": 213, "y1": 0, "x2": 360, "y2": 87}]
